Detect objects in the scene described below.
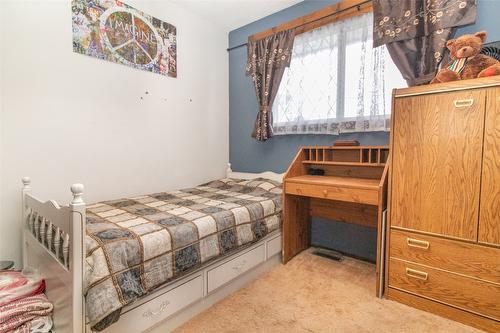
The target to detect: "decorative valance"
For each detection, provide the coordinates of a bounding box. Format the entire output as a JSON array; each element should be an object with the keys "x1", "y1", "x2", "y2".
[
  {"x1": 246, "y1": 29, "x2": 295, "y2": 141},
  {"x1": 373, "y1": 0, "x2": 477, "y2": 86}
]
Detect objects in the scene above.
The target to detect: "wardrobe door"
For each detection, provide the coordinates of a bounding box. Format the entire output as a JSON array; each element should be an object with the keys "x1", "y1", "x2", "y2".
[
  {"x1": 479, "y1": 88, "x2": 500, "y2": 246},
  {"x1": 391, "y1": 90, "x2": 485, "y2": 240}
]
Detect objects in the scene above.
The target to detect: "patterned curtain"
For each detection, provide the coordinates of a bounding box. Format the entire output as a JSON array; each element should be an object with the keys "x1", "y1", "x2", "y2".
[
  {"x1": 246, "y1": 29, "x2": 295, "y2": 141},
  {"x1": 373, "y1": 0, "x2": 477, "y2": 86}
]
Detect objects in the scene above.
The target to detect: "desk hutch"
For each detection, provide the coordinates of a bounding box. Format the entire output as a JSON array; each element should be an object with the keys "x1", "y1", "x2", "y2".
[{"x1": 282, "y1": 146, "x2": 389, "y2": 297}]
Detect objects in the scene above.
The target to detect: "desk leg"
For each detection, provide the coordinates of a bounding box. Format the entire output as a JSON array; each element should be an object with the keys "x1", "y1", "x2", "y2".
[{"x1": 282, "y1": 195, "x2": 310, "y2": 264}]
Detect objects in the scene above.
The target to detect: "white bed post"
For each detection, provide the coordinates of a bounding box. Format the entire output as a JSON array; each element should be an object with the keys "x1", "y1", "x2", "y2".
[
  {"x1": 226, "y1": 163, "x2": 233, "y2": 178},
  {"x1": 70, "y1": 183, "x2": 85, "y2": 333},
  {"x1": 21, "y1": 177, "x2": 32, "y2": 267}
]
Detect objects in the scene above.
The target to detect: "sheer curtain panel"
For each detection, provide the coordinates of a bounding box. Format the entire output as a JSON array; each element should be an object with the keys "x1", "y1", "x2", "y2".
[{"x1": 273, "y1": 13, "x2": 404, "y2": 136}]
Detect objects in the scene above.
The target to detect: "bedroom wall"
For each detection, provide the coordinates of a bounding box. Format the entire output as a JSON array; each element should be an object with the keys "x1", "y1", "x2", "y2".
[
  {"x1": 228, "y1": 0, "x2": 499, "y2": 262},
  {"x1": 0, "y1": 0, "x2": 229, "y2": 266}
]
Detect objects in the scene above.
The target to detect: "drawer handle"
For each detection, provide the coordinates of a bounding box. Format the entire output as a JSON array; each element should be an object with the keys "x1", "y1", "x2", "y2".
[
  {"x1": 453, "y1": 99, "x2": 474, "y2": 108},
  {"x1": 142, "y1": 300, "x2": 170, "y2": 318},
  {"x1": 323, "y1": 190, "x2": 328, "y2": 196},
  {"x1": 406, "y1": 238, "x2": 430, "y2": 250},
  {"x1": 405, "y1": 268, "x2": 428, "y2": 281},
  {"x1": 232, "y1": 260, "x2": 247, "y2": 272}
]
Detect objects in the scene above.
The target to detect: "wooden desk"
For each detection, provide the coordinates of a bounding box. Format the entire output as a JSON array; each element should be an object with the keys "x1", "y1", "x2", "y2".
[{"x1": 282, "y1": 146, "x2": 389, "y2": 296}]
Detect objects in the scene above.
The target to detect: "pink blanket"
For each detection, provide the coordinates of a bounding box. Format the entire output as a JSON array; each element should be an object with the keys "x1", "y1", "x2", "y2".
[
  {"x1": 0, "y1": 294, "x2": 53, "y2": 333},
  {"x1": 0, "y1": 271, "x2": 45, "y2": 307}
]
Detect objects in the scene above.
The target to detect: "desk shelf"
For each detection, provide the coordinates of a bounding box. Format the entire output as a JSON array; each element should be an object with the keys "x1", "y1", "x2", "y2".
[{"x1": 302, "y1": 146, "x2": 389, "y2": 166}]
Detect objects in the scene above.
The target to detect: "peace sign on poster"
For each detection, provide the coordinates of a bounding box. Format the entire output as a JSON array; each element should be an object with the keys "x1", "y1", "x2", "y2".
[{"x1": 72, "y1": 0, "x2": 177, "y2": 78}]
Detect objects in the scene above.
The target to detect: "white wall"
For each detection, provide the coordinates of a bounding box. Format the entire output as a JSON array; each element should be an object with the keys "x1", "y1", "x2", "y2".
[{"x1": 0, "y1": 0, "x2": 229, "y2": 266}]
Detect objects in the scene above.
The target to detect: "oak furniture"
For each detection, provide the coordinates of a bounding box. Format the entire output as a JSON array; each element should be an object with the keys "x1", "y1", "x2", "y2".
[
  {"x1": 282, "y1": 145, "x2": 389, "y2": 297},
  {"x1": 20, "y1": 165, "x2": 284, "y2": 333},
  {"x1": 387, "y1": 76, "x2": 500, "y2": 333}
]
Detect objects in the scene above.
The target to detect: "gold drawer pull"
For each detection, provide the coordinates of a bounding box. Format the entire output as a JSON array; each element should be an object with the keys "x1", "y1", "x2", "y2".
[
  {"x1": 407, "y1": 238, "x2": 430, "y2": 250},
  {"x1": 323, "y1": 190, "x2": 328, "y2": 196},
  {"x1": 453, "y1": 99, "x2": 474, "y2": 108},
  {"x1": 406, "y1": 268, "x2": 428, "y2": 281}
]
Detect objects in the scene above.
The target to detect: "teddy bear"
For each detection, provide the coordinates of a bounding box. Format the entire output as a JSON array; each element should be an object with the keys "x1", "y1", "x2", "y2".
[{"x1": 431, "y1": 31, "x2": 500, "y2": 84}]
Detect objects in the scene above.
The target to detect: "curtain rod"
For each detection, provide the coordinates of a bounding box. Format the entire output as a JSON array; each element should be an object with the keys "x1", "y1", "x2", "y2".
[{"x1": 226, "y1": 0, "x2": 372, "y2": 52}]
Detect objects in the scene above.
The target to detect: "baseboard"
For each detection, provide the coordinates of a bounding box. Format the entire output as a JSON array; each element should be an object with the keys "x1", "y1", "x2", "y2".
[
  {"x1": 386, "y1": 287, "x2": 500, "y2": 333},
  {"x1": 146, "y1": 254, "x2": 282, "y2": 333}
]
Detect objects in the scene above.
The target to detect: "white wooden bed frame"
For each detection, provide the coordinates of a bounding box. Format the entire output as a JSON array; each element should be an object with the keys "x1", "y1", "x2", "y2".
[{"x1": 21, "y1": 164, "x2": 284, "y2": 333}]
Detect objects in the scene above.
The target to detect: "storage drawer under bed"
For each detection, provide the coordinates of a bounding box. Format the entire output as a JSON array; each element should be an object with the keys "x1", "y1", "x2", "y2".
[
  {"x1": 101, "y1": 274, "x2": 203, "y2": 333},
  {"x1": 207, "y1": 243, "x2": 266, "y2": 293}
]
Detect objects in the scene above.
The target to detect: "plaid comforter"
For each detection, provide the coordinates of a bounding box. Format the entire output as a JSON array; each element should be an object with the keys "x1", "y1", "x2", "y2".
[{"x1": 84, "y1": 178, "x2": 282, "y2": 330}]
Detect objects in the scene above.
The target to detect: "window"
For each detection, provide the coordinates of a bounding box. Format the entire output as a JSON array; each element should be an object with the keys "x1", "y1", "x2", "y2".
[{"x1": 272, "y1": 12, "x2": 406, "y2": 135}]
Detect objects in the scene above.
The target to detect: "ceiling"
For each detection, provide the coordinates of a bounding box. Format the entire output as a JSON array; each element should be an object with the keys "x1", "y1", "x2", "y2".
[{"x1": 171, "y1": 0, "x2": 302, "y2": 32}]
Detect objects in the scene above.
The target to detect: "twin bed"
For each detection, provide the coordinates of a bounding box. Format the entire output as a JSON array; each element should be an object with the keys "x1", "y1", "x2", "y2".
[{"x1": 21, "y1": 165, "x2": 284, "y2": 333}]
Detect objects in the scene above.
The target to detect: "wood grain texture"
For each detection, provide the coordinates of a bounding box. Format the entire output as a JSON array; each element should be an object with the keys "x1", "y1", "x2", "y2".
[
  {"x1": 388, "y1": 259, "x2": 500, "y2": 321},
  {"x1": 376, "y1": 161, "x2": 389, "y2": 297},
  {"x1": 389, "y1": 229, "x2": 500, "y2": 284},
  {"x1": 249, "y1": 0, "x2": 372, "y2": 42},
  {"x1": 282, "y1": 149, "x2": 309, "y2": 264},
  {"x1": 286, "y1": 179, "x2": 379, "y2": 205},
  {"x1": 309, "y1": 198, "x2": 378, "y2": 228},
  {"x1": 282, "y1": 194, "x2": 310, "y2": 264},
  {"x1": 283, "y1": 146, "x2": 388, "y2": 296},
  {"x1": 386, "y1": 287, "x2": 500, "y2": 333},
  {"x1": 394, "y1": 76, "x2": 500, "y2": 98},
  {"x1": 479, "y1": 88, "x2": 500, "y2": 246},
  {"x1": 286, "y1": 175, "x2": 380, "y2": 189},
  {"x1": 391, "y1": 90, "x2": 486, "y2": 240}
]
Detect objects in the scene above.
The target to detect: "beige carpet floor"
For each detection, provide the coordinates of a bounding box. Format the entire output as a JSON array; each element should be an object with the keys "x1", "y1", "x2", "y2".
[{"x1": 173, "y1": 250, "x2": 484, "y2": 333}]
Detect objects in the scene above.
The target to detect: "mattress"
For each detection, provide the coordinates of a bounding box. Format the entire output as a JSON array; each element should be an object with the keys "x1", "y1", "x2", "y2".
[{"x1": 84, "y1": 178, "x2": 282, "y2": 331}]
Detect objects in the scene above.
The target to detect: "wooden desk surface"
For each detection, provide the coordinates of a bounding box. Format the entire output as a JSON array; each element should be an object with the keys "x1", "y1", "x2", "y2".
[{"x1": 286, "y1": 175, "x2": 380, "y2": 190}]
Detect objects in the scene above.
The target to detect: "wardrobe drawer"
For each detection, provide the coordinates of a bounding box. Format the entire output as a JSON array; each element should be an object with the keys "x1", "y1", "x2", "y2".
[
  {"x1": 285, "y1": 182, "x2": 378, "y2": 205},
  {"x1": 105, "y1": 274, "x2": 203, "y2": 333},
  {"x1": 207, "y1": 244, "x2": 265, "y2": 293},
  {"x1": 390, "y1": 229, "x2": 500, "y2": 284},
  {"x1": 266, "y1": 234, "x2": 282, "y2": 259},
  {"x1": 389, "y1": 258, "x2": 500, "y2": 320}
]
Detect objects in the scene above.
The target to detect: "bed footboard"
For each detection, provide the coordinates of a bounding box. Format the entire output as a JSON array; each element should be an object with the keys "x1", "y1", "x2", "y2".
[{"x1": 21, "y1": 178, "x2": 86, "y2": 333}]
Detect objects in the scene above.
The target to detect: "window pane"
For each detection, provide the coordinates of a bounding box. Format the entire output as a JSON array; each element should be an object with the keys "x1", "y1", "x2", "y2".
[
  {"x1": 273, "y1": 23, "x2": 339, "y2": 124},
  {"x1": 272, "y1": 12, "x2": 406, "y2": 135},
  {"x1": 382, "y1": 47, "x2": 406, "y2": 114}
]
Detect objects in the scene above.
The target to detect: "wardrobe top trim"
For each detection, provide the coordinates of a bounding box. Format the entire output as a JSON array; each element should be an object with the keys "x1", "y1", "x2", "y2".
[{"x1": 394, "y1": 76, "x2": 500, "y2": 98}]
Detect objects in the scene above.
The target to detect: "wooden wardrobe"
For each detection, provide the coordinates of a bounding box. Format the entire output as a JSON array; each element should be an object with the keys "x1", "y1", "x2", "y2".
[{"x1": 386, "y1": 77, "x2": 500, "y2": 333}]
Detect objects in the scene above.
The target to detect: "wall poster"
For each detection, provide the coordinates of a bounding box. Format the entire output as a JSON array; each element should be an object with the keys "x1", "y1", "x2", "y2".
[{"x1": 72, "y1": 0, "x2": 177, "y2": 77}]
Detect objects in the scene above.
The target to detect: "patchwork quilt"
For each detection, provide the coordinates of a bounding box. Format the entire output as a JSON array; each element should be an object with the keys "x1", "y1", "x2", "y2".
[{"x1": 84, "y1": 178, "x2": 282, "y2": 331}]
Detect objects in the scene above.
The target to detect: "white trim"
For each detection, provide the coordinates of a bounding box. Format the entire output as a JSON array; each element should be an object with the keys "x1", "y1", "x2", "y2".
[{"x1": 226, "y1": 163, "x2": 284, "y2": 183}]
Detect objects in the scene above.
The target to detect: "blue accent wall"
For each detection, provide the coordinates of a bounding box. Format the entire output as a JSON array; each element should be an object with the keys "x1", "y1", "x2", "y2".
[{"x1": 229, "y1": 0, "x2": 500, "y2": 262}]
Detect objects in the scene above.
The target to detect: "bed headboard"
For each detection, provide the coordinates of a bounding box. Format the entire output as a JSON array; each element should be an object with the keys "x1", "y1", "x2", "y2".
[{"x1": 226, "y1": 163, "x2": 284, "y2": 183}]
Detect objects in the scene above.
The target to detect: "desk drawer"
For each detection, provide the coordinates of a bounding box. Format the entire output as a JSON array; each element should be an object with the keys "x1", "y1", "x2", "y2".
[
  {"x1": 389, "y1": 259, "x2": 500, "y2": 320},
  {"x1": 285, "y1": 182, "x2": 378, "y2": 205},
  {"x1": 207, "y1": 244, "x2": 265, "y2": 293},
  {"x1": 390, "y1": 229, "x2": 500, "y2": 284}
]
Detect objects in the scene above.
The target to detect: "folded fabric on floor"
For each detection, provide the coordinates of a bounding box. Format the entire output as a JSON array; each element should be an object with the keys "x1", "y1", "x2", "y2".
[
  {"x1": 13, "y1": 316, "x2": 53, "y2": 333},
  {"x1": 0, "y1": 294, "x2": 53, "y2": 333},
  {"x1": 0, "y1": 271, "x2": 45, "y2": 307}
]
